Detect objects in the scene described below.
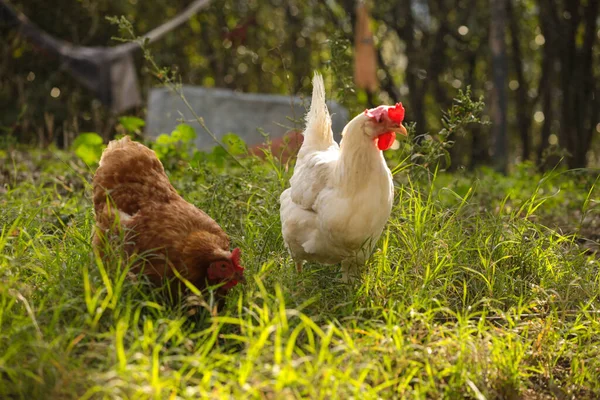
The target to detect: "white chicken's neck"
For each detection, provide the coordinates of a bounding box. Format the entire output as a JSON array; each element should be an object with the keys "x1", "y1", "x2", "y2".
[{"x1": 335, "y1": 116, "x2": 387, "y2": 193}]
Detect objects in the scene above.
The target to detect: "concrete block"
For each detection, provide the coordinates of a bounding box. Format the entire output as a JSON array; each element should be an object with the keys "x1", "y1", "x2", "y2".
[{"x1": 145, "y1": 86, "x2": 349, "y2": 150}]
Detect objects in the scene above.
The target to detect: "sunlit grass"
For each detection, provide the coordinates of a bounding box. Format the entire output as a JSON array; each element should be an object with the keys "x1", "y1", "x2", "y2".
[{"x1": 0, "y1": 147, "x2": 599, "y2": 399}]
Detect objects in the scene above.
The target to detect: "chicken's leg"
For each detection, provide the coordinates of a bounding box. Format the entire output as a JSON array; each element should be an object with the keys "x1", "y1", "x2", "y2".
[
  {"x1": 341, "y1": 259, "x2": 359, "y2": 283},
  {"x1": 295, "y1": 260, "x2": 304, "y2": 273}
]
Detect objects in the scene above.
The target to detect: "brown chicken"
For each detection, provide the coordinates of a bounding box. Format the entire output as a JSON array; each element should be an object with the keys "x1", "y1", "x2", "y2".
[{"x1": 92, "y1": 136, "x2": 244, "y2": 300}]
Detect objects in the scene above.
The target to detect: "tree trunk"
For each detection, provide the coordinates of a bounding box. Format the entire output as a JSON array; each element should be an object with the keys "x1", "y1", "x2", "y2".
[
  {"x1": 559, "y1": 0, "x2": 581, "y2": 167},
  {"x1": 573, "y1": 0, "x2": 599, "y2": 168},
  {"x1": 507, "y1": 0, "x2": 532, "y2": 161},
  {"x1": 540, "y1": 0, "x2": 597, "y2": 169},
  {"x1": 536, "y1": 0, "x2": 559, "y2": 168},
  {"x1": 489, "y1": 0, "x2": 509, "y2": 173},
  {"x1": 397, "y1": 0, "x2": 427, "y2": 136},
  {"x1": 466, "y1": 53, "x2": 489, "y2": 168}
]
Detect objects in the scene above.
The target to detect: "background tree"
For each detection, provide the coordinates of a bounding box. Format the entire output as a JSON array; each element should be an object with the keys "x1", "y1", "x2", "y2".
[
  {"x1": 1, "y1": 0, "x2": 598, "y2": 168},
  {"x1": 489, "y1": 0, "x2": 509, "y2": 173}
]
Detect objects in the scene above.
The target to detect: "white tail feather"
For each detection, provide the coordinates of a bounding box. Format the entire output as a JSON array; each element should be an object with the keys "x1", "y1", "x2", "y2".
[{"x1": 302, "y1": 72, "x2": 334, "y2": 149}]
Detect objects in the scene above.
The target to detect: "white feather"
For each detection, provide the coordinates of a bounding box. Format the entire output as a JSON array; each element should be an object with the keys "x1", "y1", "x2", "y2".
[{"x1": 280, "y1": 72, "x2": 394, "y2": 281}]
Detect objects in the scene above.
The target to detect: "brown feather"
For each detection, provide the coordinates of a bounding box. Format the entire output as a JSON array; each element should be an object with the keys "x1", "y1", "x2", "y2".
[{"x1": 92, "y1": 136, "x2": 237, "y2": 298}]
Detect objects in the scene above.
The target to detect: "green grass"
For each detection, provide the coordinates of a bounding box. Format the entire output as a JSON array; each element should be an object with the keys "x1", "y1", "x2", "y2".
[{"x1": 1, "y1": 146, "x2": 599, "y2": 399}]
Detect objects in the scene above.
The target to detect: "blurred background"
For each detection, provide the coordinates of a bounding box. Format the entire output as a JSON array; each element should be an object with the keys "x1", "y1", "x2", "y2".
[{"x1": 1, "y1": 0, "x2": 599, "y2": 171}]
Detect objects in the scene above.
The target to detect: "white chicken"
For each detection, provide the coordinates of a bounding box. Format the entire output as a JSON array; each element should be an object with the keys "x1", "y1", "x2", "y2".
[{"x1": 280, "y1": 72, "x2": 407, "y2": 282}]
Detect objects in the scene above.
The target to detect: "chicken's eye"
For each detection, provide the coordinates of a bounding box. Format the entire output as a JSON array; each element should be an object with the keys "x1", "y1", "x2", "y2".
[{"x1": 221, "y1": 263, "x2": 227, "y2": 270}]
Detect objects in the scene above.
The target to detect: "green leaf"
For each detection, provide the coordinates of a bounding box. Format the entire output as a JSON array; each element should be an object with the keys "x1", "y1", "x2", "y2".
[
  {"x1": 75, "y1": 144, "x2": 104, "y2": 165},
  {"x1": 191, "y1": 150, "x2": 207, "y2": 164},
  {"x1": 156, "y1": 134, "x2": 174, "y2": 145},
  {"x1": 171, "y1": 129, "x2": 182, "y2": 141},
  {"x1": 71, "y1": 133, "x2": 105, "y2": 165},
  {"x1": 209, "y1": 146, "x2": 228, "y2": 168},
  {"x1": 71, "y1": 132, "x2": 103, "y2": 149},
  {"x1": 118, "y1": 116, "x2": 145, "y2": 133},
  {"x1": 154, "y1": 146, "x2": 168, "y2": 160},
  {"x1": 222, "y1": 133, "x2": 246, "y2": 156},
  {"x1": 174, "y1": 124, "x2": 197, "y2": 142}
]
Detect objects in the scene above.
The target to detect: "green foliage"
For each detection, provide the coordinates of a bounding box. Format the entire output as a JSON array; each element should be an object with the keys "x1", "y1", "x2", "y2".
[
  {"x1": 150, "y1": 123, "x2": 249, "y2": 172},
  {"x1": 151, "y1": 123, "x2": 198, "y2": 166},
  {"x1": 438, "y1": 86, "x2": 488, "y2": 148},
  {"x1": 71, "y1": 132, "x2": 105, "y2": 165},
  {"x1": 325, "y1": 33, "x2": 356, "y2": 108},
  {"x1": 189, "y1": 133, "x2": 250, "y2": 171},
  {"x1": 3, "y1": 0, "x2": 599, "y2": 168},
  {"x1": 387, "y1": 86, "x2": 488, "y2": 182},
  {"x1": 416, "y1": 86, "x2": 486, "y2": 168},
  {"x1": 108, "y1": 15, "x2": 248, "y2": 169},
  {"x1": 118, "y1": 116, "x2": 146, "y2": 135},
  {"x1": 221, "y1": 132, "x2": 247, "y2": 156}
]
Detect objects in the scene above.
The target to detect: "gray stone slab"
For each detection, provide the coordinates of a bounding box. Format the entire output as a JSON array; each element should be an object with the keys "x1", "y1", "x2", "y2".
[{"x1": 145, "y1": 86, "x2": 348, "y2": 150}]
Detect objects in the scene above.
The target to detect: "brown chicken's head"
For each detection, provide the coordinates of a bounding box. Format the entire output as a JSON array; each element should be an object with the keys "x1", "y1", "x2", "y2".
[
  {"x1": 207, "y1": 247, "x2": 245, "y2": 290},
  {"x1": 363, "y1": 103, "x2": 408, "y2": 150}
]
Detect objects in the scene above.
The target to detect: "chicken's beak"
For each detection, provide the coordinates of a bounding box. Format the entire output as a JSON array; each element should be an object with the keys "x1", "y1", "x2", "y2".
[{"x1": 393, "y1": 124, "x2": 408, "y2": 137}]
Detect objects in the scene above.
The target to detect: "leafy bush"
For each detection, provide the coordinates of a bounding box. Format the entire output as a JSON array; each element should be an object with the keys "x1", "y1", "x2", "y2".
[
  {"x1": 152, "y1": 123, "x2": 198, "y2": 167},
  {"x1": 384, "y1": 86, "x2": 487, "y2": 184}
]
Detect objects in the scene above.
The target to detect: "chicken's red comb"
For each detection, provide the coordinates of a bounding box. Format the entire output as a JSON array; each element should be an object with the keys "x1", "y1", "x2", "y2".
[
  {"x1": 231, "y1": 247, "x2": 244, "y2": 271},
  {"x1": 388, "y1": 103, "x2": 405, "y2": 123},
  {"x1": 365, "y1": 103, "x2": 405, "y2": 123}
]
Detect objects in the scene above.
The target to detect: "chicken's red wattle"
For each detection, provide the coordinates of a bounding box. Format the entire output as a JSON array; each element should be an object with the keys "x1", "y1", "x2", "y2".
[
  {"x1": 223, "y1": 280, "x2": 238, "y2": 290},
  {"x1": 377, "y1": 131, "x2": 396, "y2": 151}
]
